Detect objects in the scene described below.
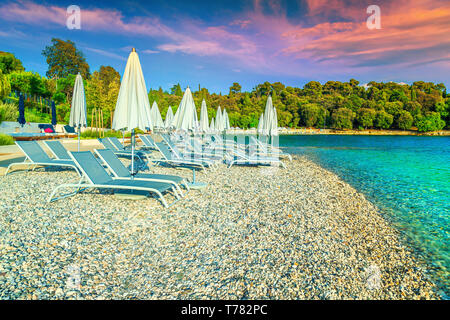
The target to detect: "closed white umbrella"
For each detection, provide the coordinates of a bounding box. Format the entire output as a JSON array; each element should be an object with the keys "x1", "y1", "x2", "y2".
[
  {"x1": 112, "y1": 48, "x2": 152, "y2": 176},
  {"x1": 172, "y1": 87, "x2": 198, "y2": 131},
  {"x1": 151, "y1": 101, "x2": 164, "y2": 128},
  {"x1": 210, "y1": 117, "x2": 215, "y2": 133},
  {"x1": 165, "y1": 106, "x2": 174, "y2": 129},
  {"x1": 271, "y1": 107, "x2": 279, "y2": 136},
  {"x1": 69, "y1": 73, "x2": 87, "y2": 151},
  {"x1": 215, "y1": 106, "x2": 223, "y2": 131},
  {"x1": 263, "y1": 96, "x2": 273, "y2": 135},
  {"x1": 223, "y1": 108, "x2": 230, "y2": 130},
  {"x1": 257, "y1": 113, "x2": 264, "y2": 135},
  {"x1": 199, "y1": 99, "x2": 209, "y2": 132}
]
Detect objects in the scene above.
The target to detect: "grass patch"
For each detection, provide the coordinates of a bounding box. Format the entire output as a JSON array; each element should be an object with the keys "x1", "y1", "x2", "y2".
[
  {"x1": 77, "y1": 129, "x2": 133, "y2": 140},
  {"x1": 0, "y1": 101, "x2": 18, "y2": 122},
  {"x1": 0, "y1": 133, "x2": 14, "y2": 146}
]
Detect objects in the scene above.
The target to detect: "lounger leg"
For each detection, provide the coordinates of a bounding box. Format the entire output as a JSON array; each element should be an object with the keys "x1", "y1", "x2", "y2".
[
  {"x1": 172, "y1": 186, "x2": 181, "y2": 199},
  {"x1": 154, "y1": 190, "x2": 169, "y2": 208},
  {"x1": 174, "y1": 184, "x2": 184, "y2": 198},
  {"x1": 183, "y1": 179, "x2": 190, "y2": 191},
  {"x1": 4, "y1": 162, "x2": 32, "y2": 176},
  {"x1": 4, "y1": 163, "x2": 15, "y2": 176},
  {"x1": 48, "y1": 183, "x2": 81, "y2": 203}
]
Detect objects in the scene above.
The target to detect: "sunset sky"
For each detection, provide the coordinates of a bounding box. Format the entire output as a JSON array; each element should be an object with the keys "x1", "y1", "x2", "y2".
[{"x1": 1, "y1": 0, "x2": 449, "y2": 92}]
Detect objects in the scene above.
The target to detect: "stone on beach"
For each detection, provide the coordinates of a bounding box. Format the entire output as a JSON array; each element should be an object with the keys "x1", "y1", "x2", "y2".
[{"x1": 0, "y1": 156, "x2": 437, "y2": 299}]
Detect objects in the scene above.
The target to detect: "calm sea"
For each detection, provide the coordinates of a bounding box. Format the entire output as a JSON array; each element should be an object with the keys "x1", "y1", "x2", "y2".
[{"x1": 279, "y1": 135, "x2": 449, "y2": 298}]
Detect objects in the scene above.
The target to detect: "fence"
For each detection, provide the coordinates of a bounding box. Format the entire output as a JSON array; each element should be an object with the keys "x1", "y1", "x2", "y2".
[{"x1": 3, "y1": 91, "x2": 54, "y2": 114}]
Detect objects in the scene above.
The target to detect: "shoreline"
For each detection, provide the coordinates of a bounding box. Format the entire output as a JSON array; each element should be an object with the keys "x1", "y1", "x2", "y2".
[
  {"x1": 229, "y1": 128, "x2": 450, "y2": 136},
  {"x1": 0, "y1": 155, "x2": 439, "y2": 299}
]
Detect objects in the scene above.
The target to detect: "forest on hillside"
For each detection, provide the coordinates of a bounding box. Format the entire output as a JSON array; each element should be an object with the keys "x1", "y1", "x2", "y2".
[{"x1": 1, "y1": 38, "x2": 449, "y2": 132}]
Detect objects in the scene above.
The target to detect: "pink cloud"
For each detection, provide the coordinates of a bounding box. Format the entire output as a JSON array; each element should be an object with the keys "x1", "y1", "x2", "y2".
[
  {"x1": 0, "y1": 1, "x2": 179, "y2": 39},
  {"x1": 230, "y1": 19, "x2": 252, "y2": 29},
  {"x1": 1, "y1": 0, "x2": 448, "y2": 78},
  {"x1": 281, "y1": 0, "x2": 450, "y2": 68},
  {"x1": 0, "y1": 1, "x2": 264, "y2": 67}
]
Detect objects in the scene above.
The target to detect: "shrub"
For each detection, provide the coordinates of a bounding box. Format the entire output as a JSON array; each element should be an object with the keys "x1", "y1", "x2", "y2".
[
  {"x1": 0, "y1": 101, "x2": 18, "y2": 123},
  {"x1": 79, "y1": 129, "x2": 130, "y2": 140},
  {"x1": 396, "y1": 110, "x2": 414, "y2": 130},
  {"x1": 416, "y1": 112, "x2": 446, "y2": 132},
  {"x1": 299, "y1": 103, "x2": 320, "y2": 127},
  {"x1": 374, "y1": 110, "x2": 394, "y2": 129},
  {"x1": 0, "y1": 133, "x2": 14, "y2": 145},
  {"x1": 356, "y1": 108, "x2": 376, "y2": 129},
  {"x1": 331, "y1": 108, "x2": 355, "y2": 129}
]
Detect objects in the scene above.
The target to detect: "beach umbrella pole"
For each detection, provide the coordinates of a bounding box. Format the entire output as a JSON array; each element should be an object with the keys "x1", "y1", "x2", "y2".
[
  {"x1": 131, "y1": 129, "x2": 135, "y2": 178},
  {"x1": 78, "y1": 125, "x2": 81, "y2": 151}
]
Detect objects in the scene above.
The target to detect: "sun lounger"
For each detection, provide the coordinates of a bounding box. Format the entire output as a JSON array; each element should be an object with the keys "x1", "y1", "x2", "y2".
[
  {"x1": 153, "y1": 142, "x2": 212, "y2": 171},
  {"x1": 160, "y1": 135, "x2": 221, "y2": 166},
  {"x1": 140, "y1": 135, "x2": 158, "y2": 150},
  {"x1": 250, "y1": 136, "x2": 292, "y2": 161},
  {"x1": 225, "y1": 148, "x2": 286, "y2": 168},
  {"x1": 48, "y1": 151, "x2": 178, "y2": 207},
  {"x1": 5, "y1": 141, "x2": 81, "y2": 176},
  {"x1": 94, "y1": 148, "x2": 190, "y2": 197},
  {"x1": 98, "y1": 138, "x2": 147, "y2": 163},
  {"x1": 43, "y1": 140, "x2": 72, "y2": 160},
  {"x1": 108, "y1": 137, "x2": 132, "y2": 151}
]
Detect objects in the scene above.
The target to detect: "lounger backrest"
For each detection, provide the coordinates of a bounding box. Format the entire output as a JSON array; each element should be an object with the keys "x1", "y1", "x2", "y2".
[
  {"x1": 143, "y1": 135, "x2": 157, "y2": 147},
  {"x1": 163, "y1": 140, "x2": 183, "y2": 158},
  {"x1": 98, "y1": 138, "x2": 117, "y2": 151},
  {"x1": 44, "y1": 140, "x2": 71, "y2": 160},
  {"x1": 94, "y1": 149, "x2": 130, "y2": 178},
  {"x1": 160, "y1": 133, "x2": 170, "y2": 142},
  {"x1": 233, "y1": 148, "x2": 249, "y2": 159},
  {"x1": 64, "y1": 125, "x2": 76, "y2": 134},
  {"x1": 155, "y1": 142, "x2": 174, "y2": 160},
  {"x1": 190, "y1": 138, "x2": 200, "y2": 152},
  {"x1": 69, "y1": 151, "x2": 112, "y2": 185},
  {"x1": 108, "y1": 137, "x2": 125, "y2": 150},
  {"x1": 16, "y1": 141, "x2": 52, "y2": 163},
  {"x1": 140, "y1": 135, "x2": 151, "y2": 147}
]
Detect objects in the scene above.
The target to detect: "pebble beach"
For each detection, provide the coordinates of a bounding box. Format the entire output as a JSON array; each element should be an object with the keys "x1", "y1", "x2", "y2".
[{"x1": 0, "y1": 155, "x2": 438, "y2": 300}]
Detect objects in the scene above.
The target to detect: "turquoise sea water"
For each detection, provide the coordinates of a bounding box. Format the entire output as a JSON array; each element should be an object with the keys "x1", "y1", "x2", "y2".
[{"x1": 279, "y1": 135, "x2": 449, "y2": 298}]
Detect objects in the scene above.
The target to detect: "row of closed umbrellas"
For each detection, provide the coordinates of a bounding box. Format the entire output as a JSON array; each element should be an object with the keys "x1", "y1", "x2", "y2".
[
  {"x1": 69, "y1": 48, "x2": 278, "y2": 173},
  {"x1": 69, "y1": 49, "x2": 242, "y2": 135}
]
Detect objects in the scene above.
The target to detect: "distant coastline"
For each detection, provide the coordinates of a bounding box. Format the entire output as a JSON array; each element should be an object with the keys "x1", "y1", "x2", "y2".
[{"x1": 228, "y1": 128, "x2": 450, "y2": 136}]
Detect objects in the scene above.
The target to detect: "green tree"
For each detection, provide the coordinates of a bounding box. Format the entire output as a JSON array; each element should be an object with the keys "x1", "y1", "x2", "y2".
[
  {"x1": 86, "y1": 66, "x2": 121, "y2": 127},
  {"x1": 384, "y1": 101, "x2": 403, "y2": 117},
  {"x1": 396, "y1": 110, "x2": 413, "y2": 130},
  {"x1": 42, "y1": 38, "x2": 90, "y2": 79},
  {"x1": 303, "y1": 81, "x2": 322, "y2": 96},
  {"x1": 374, "y1": 110, "x2": 393, "y2": 129},
  {"x1": 170, "y1": 83, "x2": 183, "y2": 96},
  {"x1": 331, "y1": 108, "x2": 354, "y2": 129},
  {"x1": 299, "y1": 103, "x2": 320, "y2": 127},
  {"x1": 229, "y1": 82, "x2": 242, "y2": 95},
  {"x1": 0, "y1": 52, "x2": 24, "y2": 74},
  {"x1": 0, "y1": 71, "x2": 11, "y2": 99},
  {"x1": 8, "y1": 71, "x2": 48, "y2": 97},
  {"x1": 434, "y1": 101, "x2": 449, "y2": 123},
  {"x1": 416, "y1": 112, "x2": 446, "y2": 132},
  {"x1": 53, "y1": 75, "x2": 77, "y2": 104},
  {"x1": 356, "y1": 108, "x2": 376, "y2": 129}
]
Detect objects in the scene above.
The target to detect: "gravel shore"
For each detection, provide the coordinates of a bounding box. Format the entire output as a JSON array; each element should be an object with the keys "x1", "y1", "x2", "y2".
[{"x1": 0, "y1": 156, "x2": 438, "y2": 299}]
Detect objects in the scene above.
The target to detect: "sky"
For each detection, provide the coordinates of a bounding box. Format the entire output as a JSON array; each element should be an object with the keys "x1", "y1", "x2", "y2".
[{"x1": 0, "y1": 0, "x2": 449, "y2": 93}]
